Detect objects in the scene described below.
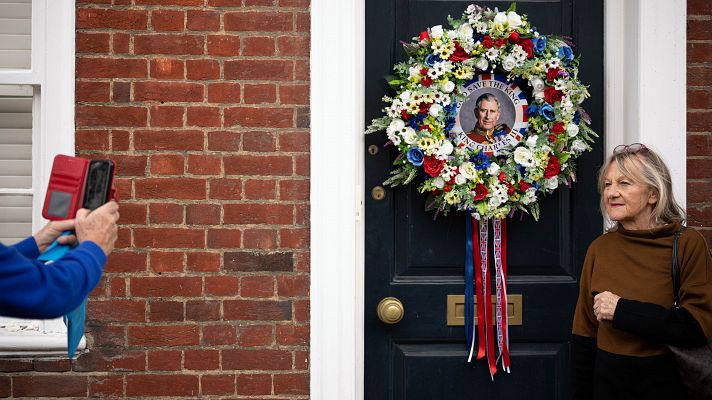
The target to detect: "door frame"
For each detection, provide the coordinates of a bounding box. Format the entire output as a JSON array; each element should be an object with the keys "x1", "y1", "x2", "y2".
[{"x1": 309, "y1": 1, "x2": 686, "y2": 398}]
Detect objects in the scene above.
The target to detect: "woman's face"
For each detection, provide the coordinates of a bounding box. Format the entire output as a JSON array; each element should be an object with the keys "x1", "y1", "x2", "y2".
[{"x1": 602, "y1": 161, "x2": 657, "y2": 230}]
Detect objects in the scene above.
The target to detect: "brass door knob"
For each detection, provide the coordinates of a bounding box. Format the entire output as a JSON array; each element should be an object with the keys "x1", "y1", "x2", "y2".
[{"x1": 377, "y1": 297, "x2": 404, "y2": 324}]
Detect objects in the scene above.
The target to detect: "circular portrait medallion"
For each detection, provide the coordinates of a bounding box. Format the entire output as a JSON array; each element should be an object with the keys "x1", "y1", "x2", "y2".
[{"x1": 452, "y1": 74, "x2": 528, "y2": 154}]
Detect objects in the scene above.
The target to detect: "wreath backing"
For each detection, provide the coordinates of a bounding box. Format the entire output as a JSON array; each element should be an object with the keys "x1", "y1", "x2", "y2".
[{"x1": 366, "y1": 3, "x2": 598, "y2": 220}]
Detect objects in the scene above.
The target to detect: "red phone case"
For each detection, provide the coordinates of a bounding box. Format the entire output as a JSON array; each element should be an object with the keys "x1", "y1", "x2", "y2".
[{"x1": 42, "y1": 155, "x2": 90, "y2": 220}]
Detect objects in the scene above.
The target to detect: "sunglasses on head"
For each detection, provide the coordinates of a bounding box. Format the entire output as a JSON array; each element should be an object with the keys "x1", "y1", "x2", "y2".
[{"x1": 613, "y1": 143, "x2": 648, "y2": 154}]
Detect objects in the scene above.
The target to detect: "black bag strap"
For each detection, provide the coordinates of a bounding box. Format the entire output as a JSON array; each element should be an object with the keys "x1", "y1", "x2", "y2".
[{"x1": 672, "y1": 227, "x2": 686, "y2": 308}]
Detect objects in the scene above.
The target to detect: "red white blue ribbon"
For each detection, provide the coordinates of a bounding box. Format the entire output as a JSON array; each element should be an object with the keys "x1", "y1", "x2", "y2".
[{"x1": 465, "y1": 216, "x2": 510, "y2": 378}]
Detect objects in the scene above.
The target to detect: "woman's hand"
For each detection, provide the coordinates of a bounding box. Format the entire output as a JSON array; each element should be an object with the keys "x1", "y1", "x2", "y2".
[{"x1": 593, "y1": 291, "x2": 620, "y2": 321}]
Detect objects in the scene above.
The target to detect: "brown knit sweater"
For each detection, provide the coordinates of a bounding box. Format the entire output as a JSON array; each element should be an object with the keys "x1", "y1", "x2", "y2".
[{"x1": 572, "y1": 221, "x2": 712, "y2": 357}]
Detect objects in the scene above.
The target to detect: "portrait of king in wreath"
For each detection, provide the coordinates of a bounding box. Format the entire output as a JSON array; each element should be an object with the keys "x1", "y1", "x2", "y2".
[{"x1": 467, "y1": 93, "x2": 511, "y2": 144}]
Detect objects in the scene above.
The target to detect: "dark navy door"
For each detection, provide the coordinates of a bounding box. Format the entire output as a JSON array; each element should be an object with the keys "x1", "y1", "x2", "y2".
[{"x1": 364, "y1": 1, "x2": 604, "y2": 399}]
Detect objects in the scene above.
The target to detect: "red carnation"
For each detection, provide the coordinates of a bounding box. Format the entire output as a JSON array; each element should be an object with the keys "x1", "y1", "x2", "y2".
[
  {"x1": 482, "y1": 35, "x2": 494, "y2": 48},
  {"x1": 548, "y1": 134, "x2": 556, "y2": 142},
  {"x1": 546, "y1": 68, "x2": 560, "y2": 82},
  {"x1": 473, "y1": 183, "x2": 488, "y2": 201},
  {"x1": 419, "y1": 103, "x2": 431, "y2": 115},
  {"x1": 518, "y1": 38, "x2": 534, "y2": 58},
  {"x1": 401, "y1": 110, "x2": 410, "y2": 120},
  {"x1": 419, "y1": 67, "x2": 428, "y2": 75},
  {"x1": 449, "y1": 41, "x2": 471, "y2": 62},
  {"x1": 508, "y1": 32, "x2": 520, "y2": 43},
  {"x1": 519, "y1": 180, "x2": 532, "y2": 192},
  {"x1": 421, "y1": 76, "x2": 433, "y2": 87},
  {"x1": 544, "y1": 86, "x2": 563, "y2": 104},
  {"x1": 419, "y1": 31, "x2": 430, "y2": 42},
  {"x1": 495, "y1": 38, "x2": 507, "y2": 48},
  {"x1": 444, "y1": 185, "x2": 452, "y2": 192},
  {"x1": 551, "y1": 122, "x2": 565, "y2": 134},
  {"x1": 423, "y1": 155, "x2": 446, "y2": 177},
  {"x1": 498, "y1": 171, "x2": 506, "y2": 183},
  {"x1": 543, "y1": 156, "x2": 561, "y2": 179}
]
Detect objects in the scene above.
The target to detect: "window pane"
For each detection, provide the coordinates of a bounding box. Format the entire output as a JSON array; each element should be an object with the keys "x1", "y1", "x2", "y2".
[
  {"x1": 0, "y1": 0, "x2": 32, "y2": 69},
  {"x1": 0, "y1": 88, "x2": 32, "y2": 189},
  {"x1": 0, "y1": 194, "x2": 32, "y2": 245}
]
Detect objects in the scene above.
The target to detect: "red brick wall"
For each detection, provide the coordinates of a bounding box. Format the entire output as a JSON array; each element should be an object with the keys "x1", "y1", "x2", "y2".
[
  {"x1": 1, "y1": 0, "x2": 310, "y2": 398},
  {"x1": 687, "y1": 0, "x2": 712, "y2": 242}
]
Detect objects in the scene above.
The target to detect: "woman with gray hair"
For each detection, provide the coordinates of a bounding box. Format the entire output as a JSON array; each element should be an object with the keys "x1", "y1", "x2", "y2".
[{"x1": 571, "y1": 143, "x2": 712, "y2": 399}]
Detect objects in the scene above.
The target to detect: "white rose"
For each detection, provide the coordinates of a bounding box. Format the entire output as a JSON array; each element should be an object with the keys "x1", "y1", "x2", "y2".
[
  {"x1": 399, "y1": 90, "x2": 412, "y2": 102},
  {"x1": 402, "y1": 127, "x2": 417, "y2": 144},
  {"x1": 430, "y1": 25, "x2": 444, "y2": 39},
  {"x1": 429, "y1": 103, "x2": 443, "y2": 117},
  {"x1": 437, "y1": 140, "x2": 454, "y2": 155},
  {"x1": 513, "y1": 146, "x2": 534, "y2": 167},
  {"x1": 475, "y1": 57, "x2": 489, "y2": 71},
  {"x1": 441, "y1": 80, "x2": 455, "y2": 93},
  {"x1": 487, "y1": 162, "x2": 500, "y2": 176},
  {"x1": 455, "y1": 174, "x2": 467, "y2": 185},
  {"x1": 387, "y1": 131, "x2": 401, "y2": 146},
  {"x1": 566, "y1": 123, "x2": 579, "y2": 137},
  {"x1": 502, "y1": 56, "x2": 517, "y2": 71},
  {"x1": 387, "y1": 119, "x2": 405, "y2": 134},
  {"x1": 529, "y1": 77, "x2": 545, "y2": 92},
  {"x1": 546, "y1": 177, "x2": 559, "y2": 190},
  {"x1": 493, "y1": 12, "x2": 507, "y2": 25},
  {"x1": 432, "y1": 176, "x2": 445, "y2": 189},
  {"x1": 526, "y1": 135, "x2": 538, "y2": 148},
  {"x1": 409, "y1": 66, "x2": 421, "y2": 79},
  {"x1": 460, "y1": 162, "x2": 477, "y2": 179},
  {"x1": 457, "y1": 23, "x2": 474, "y2": 42},
  {"x1": 507, "y1": 11, "x2": 523, "y2": 28}
]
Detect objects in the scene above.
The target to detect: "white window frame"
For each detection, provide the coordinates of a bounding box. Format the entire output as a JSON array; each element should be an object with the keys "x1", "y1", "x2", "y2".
[
  {"x1": 310, "y1": 0, "x2": 686, "y2": 398},
  {"x1": 0, "y1": 0, "x2": 77, "y2": 356}
]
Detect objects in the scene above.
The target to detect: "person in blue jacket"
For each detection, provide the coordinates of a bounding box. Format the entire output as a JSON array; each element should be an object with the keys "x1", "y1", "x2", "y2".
[{"x1": 0, "y1": 201, "x2": 119, "y2": 319}]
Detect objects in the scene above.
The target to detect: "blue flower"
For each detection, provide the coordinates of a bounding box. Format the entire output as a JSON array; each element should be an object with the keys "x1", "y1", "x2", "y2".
[
  {"x1": 471, "y1": 151, "x2": 491, "y2": 170},
  {"x1": 533, "y1": 36, "x2": 547, "y2": 55},
  {"x1": 407, "y1": 147, "x2": 424, "y2": 166},
  {"x1": 526, "y1": 104, "x2": 539, "y2": 116},
  {"x1": 558, "y1": 45, "x2": 574, "y2": 64},
  {"x1": 539, "y1": 103, "x2": 556, "y2": 121},
  {"x1": 573, "y1": 111, "x2": 581, "y2": 124},
  {"x1": 424, "y1": 54, "x2": 442, "y2": 68}
]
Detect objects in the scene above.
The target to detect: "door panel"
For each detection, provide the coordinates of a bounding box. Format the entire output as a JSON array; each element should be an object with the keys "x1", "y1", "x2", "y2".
[{"x1": 365, "y1": 1, "x2": 604, "y2": 399}]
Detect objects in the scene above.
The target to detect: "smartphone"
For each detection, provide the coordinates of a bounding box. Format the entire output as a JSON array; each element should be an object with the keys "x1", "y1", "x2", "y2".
[{"x1": 82, "y1": 160, "x2": 115, "y2": 211}]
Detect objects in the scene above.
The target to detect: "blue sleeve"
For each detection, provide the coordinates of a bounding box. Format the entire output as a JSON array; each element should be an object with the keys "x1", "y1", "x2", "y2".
[
  {"x1": 11, "y1": 237, "x2": 40, "y2": 259},
  {"x1": 0, "y1": 241, "x2": 106, "y2": 319}
]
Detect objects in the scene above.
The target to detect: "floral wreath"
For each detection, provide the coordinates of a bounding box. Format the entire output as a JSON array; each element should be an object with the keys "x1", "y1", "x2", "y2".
[{"x1": 367, "y1": 3, "x2": 597, "y2": 220}]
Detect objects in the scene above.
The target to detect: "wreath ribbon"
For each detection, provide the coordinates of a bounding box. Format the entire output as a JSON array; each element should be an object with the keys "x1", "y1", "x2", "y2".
[{"x1": 465, "y1": 216, "x2": 510, "y2": 377}]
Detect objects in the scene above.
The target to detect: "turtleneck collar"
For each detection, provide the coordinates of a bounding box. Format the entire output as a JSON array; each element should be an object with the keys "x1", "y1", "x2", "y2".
[{"x1": 615, "y1": 220, "x2": 682, "y2": 239}]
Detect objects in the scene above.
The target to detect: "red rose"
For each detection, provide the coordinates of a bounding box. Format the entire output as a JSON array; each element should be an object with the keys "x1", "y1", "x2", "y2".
[
  {"x1": 473, "y1": 183, "x2": 488, "y2": 201},
  {"x1": 482, "y1": 35, "x2": 493, "y2": 48},
  {"x1": 518, "y1": 38, "x2": 534, "y2": 58},
  {"x1": 543, "y1": 156, "x2": 561, "y2": 179},
  {"x1": 444, "y1": 185, "x2": 452, "y2": 192},
  {"x1": 506, "y1": 183, "x2": 515, "y2": 195},
  {"x1": 420, "y1": 31, "x2": 430, "y2": 42},
  {"x1": 423, "y1": 155, "x2": 445, "y2": 177},
  {"x1": 421, "y1": 76, "x2": 433, "y2": 87},
  {"x1": 519, "y1": 180, "x2": 532, "y2": 192},
  {"x1": 498, "y1": 172, "x2": 506, "y2": 183},
  {"x1": 508, "y1": 32, "x2": 520, "y2": 43},
  {"x1": 401, "y1": 110, "x2": 410, "y2": 120},
  {"x1": 419, "y1": 103, "x2": 431, "y2": 115},
  {"x1": 544, "y1": 87, "x2": 563, "y2": 104},
  {"x1": 546, "y1": 68, "x2": 559, "y2": 82},
  {"x1": 548, "y1": 134, "x2": 556, "y2": 142},
  {"x1": 551, "y1": 122, "x2": 565, "y2": 134},
  {"x1": 449, "y1": 42, "x2": 471, "y2": 62},
  {"x1": 495, "y1": 38, "x2": 507, "y2": 48}
]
